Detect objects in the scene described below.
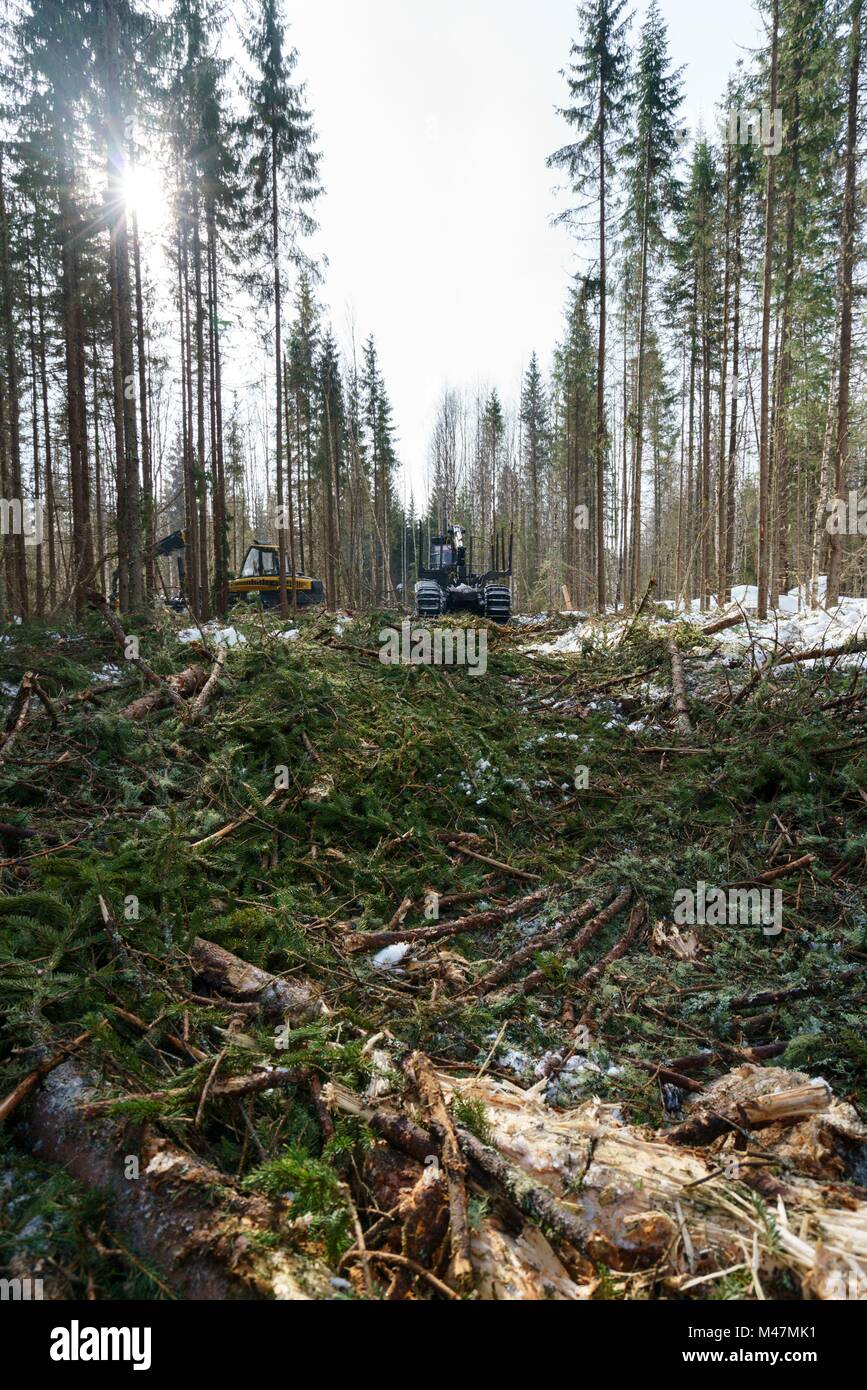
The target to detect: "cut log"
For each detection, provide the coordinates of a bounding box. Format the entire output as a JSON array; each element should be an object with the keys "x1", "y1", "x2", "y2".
[
  {"x1": 190, "y1": 937, "x2": 323, "y2": 1022},
  {"x1": 326, "y1": 1065, "x2": 867, "y2": 1297},
  {"x1": 668, "y1": 640, "x2": 693, "y2": 735},
  {"x1": 19, "y1": 1060, "x2": 333, "y2": 1300},
  {"x1": 121, "y1": 664, "x2": 207, "y2": 719}
]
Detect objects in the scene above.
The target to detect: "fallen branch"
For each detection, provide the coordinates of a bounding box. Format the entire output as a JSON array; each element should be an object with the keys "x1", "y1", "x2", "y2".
[
  {"x1": 187, "y1": 645, "x2": 227, "y2": 723},
  {"x1": 462, "y1": 895, "x2": 599, "y2": 997},
  {"x1": 345, "y1": 887, "x2": 551, "y2": 955},
  {"x1": 668, "y1": 641, "x2": 693, "y2": 735},
  {"x1": 515, "y1": 887, "x2": 633, "y2": 996},
  {"x1": 190, "y1": 785, "x2": 286, "y2": 849},
  {"x1": 702, "y1": 607, "x2": 748, "y2": 636},
  {"x1": 446, "y1": 841, "x2": 540, "y2": 881},
  {"x1": 730, "y1": 966, "x2": 863, "y2": 1012},
  {"x1": 0, "y1": 672, "x2": 34, "y2": 764},
  {"x1": 86, "y1": 589, "x2": 184, "y2": 708},
  {"x1": 773, "y1": 637, "x2": 867, "y2": 667},
  {"x1": 0, "y1": 1030, "x2": 91, "y2": 1125},
  {"x1": 725, "y1": 854, "x2": 815, "y2": 888},
  {"x1": 409, "y1": 1051, "x2": 474, "y2": 1291},
  {"x1": 121, "y1": 664, "x2": 207, "y2": 719},
  {"x1": 572, "y1": 900, "x2": 647, "y2": 998}
]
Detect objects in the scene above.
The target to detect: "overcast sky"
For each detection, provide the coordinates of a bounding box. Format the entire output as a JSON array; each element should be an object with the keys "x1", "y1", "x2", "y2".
[{"x1": 282, "y1": 0, "x2": 764, "y2": 503}]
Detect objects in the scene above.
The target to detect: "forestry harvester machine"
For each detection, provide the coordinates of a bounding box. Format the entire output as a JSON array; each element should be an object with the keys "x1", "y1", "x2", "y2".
[
  {"x1": 414, "y1": 523, "x2": 513, "y2": 623},
  {"x1": 113, "y1": 531, "x2": 326, "y2": 612}
]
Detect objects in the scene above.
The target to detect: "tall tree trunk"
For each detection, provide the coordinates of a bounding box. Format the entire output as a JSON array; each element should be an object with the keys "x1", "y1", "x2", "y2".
[
  {"x1": 132, "y1": 206, "x2": 154, "y2": 600},
  {"x1": 595, "y1": 93, "x2": 607, "y2": 614},
  {"x1": 757, "y1": 0, "x2": 780, "y2": 619},
  {"x1": 270, "y1": 130, "x2": 288, "y2": 618},
  {"x1": 25, "y1": 231, "x2": 44, "y2": 615},
  {"x1": 35, "y1": 234, "x2": 56, "y2": 607},
  {"x1": 716, "y1": 142, "x2": 732, "y2": 609},
  {"x1": 725, "y1": 177, "x2": 742, "y2": 603},
  {"x1": 0, "y1": 147, "x2": 28, "y2": 616},
  {"x1": 59, "y1": 175, "x2": 93, "y2": 617},
  {"x1": 191, "y1": 195, "x2": 209, "y2": 618},
  {"x1": 630, "y1": 140, "x2": 652, "y2": 607},
  {"x1": 827, "y1": 0, "x2": 862, "y2": 605}
]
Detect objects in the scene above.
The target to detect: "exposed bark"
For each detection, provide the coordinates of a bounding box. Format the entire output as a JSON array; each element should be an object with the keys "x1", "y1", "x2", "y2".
[
  {"x1": 189, "y1": 936, "x2": 323, "y2": 1022},
  {"x1": 19, "y1": 1060, "x2": 332, "y2": 1300}
]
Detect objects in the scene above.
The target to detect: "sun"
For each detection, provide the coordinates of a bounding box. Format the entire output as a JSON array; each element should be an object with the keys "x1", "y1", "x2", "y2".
[{"x1": 122, "y1": 161, "x2": 166, "y2": 234}]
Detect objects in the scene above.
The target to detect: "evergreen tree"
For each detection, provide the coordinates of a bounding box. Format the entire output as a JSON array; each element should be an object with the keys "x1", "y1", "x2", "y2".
[
  {"x1": 244, "y1": 0, "x2": 320, "y2": 615},
  {"x1": 549, "y1": 0, "x2": 630, "y2": 612}
]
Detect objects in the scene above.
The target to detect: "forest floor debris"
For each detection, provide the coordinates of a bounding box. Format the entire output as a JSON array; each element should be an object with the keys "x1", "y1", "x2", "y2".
[{"x1": 0, "y1": 598, "x2": 864, "y2": 1299}]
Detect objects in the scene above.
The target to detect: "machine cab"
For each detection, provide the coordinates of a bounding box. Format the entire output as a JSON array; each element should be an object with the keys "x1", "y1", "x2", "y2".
[{"x1": 240, "y1": 543, "x2": 280, "y2": 578}]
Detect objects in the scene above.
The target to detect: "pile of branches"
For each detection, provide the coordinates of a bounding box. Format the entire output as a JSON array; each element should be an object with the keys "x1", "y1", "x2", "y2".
[{"x1": 0, "y1": 599, "x2": 865, "y2": 1299}]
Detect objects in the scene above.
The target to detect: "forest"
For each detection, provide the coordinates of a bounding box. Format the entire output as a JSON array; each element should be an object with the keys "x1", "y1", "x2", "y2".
[{"x1": 0, "y1": 0, "x2": 866, "y2": 1333}]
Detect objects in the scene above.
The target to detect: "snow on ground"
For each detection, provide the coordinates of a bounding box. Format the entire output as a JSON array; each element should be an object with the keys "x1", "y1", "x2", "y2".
[
  {"x1": 525, "y1": 579, "x2": 867, "y2": 670},
  {"x1": 178, "y1": 623, "x2": 247, "y2": 647}
]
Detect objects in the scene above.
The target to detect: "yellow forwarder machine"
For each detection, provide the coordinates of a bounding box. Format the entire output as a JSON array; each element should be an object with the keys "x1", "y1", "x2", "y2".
[
  {"x1": 227, "y1": 540, "x2": 326, "y2": 610},
  {"x1": 130, "y1": 532, "x2": 326, "y2": 612}
]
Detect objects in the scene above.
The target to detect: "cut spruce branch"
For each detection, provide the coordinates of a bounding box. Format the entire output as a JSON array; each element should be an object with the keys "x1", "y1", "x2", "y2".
[
  {"x1": 19, "y1": 1060, "x2": 332, "y2": 1300},
  {"x1": 187, "y1": 644, "x2": 227, "y2": 723},
  {"x1": 513, "y1": 886, "x2": 632, "y2": 996},
  {"x1": 190, "y1": 936, "x2": 324, "y2": 1022},
  {"x1": 572, "y1": 900, "x2": 647, "y2": 998},
  {"x1": 461, "y1": 895, "x2": 600, "y2": 997},
  {"x1": 190, "y1": 785, "x2": 286, "y2": 849},
  {"x1": 0, "y1": 672, "x2": 34, "y2": 764},
  {"x1": 445, "y1": 841, "x2": 540, "y2": 881},
  {"x1": 729, "y1": 966, "x2": 864, "y2": 1012},
  {"x1": 724, "y1": 854, "x2": 815, "y2": 887},
  {"x1": 668, "y1": 640, "x2": 693, "y2": 735},
  {"x1": 344, "y1": 886, "x2": 551, "y2": 954},
  {"x1": 0, "y1": 1030, "x2": 92, "y2": 1126},
  {"x1": 86, "y1": 589, "x2": 184, "y2": 708}
]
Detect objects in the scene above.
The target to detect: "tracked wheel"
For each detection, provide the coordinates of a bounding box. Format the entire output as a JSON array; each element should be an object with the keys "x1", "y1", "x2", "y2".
[
  {"x1": 483, "y1": 585, "x2": 512, "y2": 623},
  {"x1": 415, "y1": 581, "x2": 444, "y2": 620}
]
